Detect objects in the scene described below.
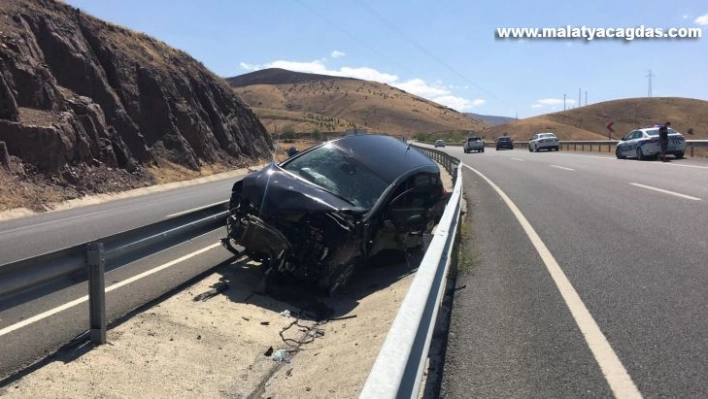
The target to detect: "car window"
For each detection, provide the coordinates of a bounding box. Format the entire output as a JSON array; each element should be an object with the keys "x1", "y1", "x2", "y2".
[
  {"x1": 282, "y1": 144, "x2": 388, "y2": 209},
  {"x1": 646, "y1": 129, "x2": 659, "y2": 136}
]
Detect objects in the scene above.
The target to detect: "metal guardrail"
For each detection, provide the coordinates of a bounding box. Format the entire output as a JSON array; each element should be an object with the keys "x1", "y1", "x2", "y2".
[
  {"x1": 0, "y1": 201, "x2": 229, "y2": 343},
  {"x1": 360, "y1": 145, "x2": 462, "y2": 398},
  {"x1": 409, "y1": 144, "x2": 460, "y2": 182}
]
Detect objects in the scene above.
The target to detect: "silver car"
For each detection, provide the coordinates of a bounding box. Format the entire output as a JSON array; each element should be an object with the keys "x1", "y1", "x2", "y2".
[
  {"x1": 616, "y1": 126, "x2": 686, "y2": 160},
  {"x1": 529, "y1": 132, "x2": 559, "y2": 152}
]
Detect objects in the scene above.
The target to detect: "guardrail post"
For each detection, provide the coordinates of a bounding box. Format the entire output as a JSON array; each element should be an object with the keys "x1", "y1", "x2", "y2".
[
  {"x1": 691, "y1": 144, "x2": 694, "y2": 158},
  {"x1": 87, "y1": 242, "x2": 107, "y2": 345}
]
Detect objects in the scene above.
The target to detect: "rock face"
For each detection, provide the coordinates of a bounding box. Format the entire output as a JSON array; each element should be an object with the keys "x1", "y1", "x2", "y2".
[{"x1": 0, "y1": 0, "x2": 272, "y2": 179}]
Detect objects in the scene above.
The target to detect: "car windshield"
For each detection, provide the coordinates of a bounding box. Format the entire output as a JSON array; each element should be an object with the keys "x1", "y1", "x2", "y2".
[{"x1": 281, "y1": 143, "x2": 389, "y2": 209}]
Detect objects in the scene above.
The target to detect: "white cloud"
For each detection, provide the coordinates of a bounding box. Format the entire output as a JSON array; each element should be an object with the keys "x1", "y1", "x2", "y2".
[
  {"x1": 239, "y1": 58, "x2": 485, "y2": 112},
  {"x1": 396, "y1": 78, "x2": 449, "y2": 98},
  {"x1": 682, "y1": 14, "x2": 689, "y2": 20},
  {"x1": 331, "y1": 50, "x2": 346, "y2": 58},
  {"x1": 695, "y1": 13, "x2": 708, "y2": 25},
  {"x1": 532, "y1": 98, "x2": 577, "y2": 108}
]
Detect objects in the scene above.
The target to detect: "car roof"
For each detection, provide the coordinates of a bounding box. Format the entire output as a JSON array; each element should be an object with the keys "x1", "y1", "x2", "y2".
[{"x1": 303, "y1": 134, "x2": 438, "y2": 183}]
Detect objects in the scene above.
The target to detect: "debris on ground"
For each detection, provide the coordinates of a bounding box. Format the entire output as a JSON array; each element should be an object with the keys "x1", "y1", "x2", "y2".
[
  {"x1": 272, "y1": 349, "x2": 289, "y2": 363},
  {"x1": 264, "y1": 347, "x2": 274, "y2": 357},
  {"x1": 192, "y1": 282, "x2": 229, "y2": 302}
]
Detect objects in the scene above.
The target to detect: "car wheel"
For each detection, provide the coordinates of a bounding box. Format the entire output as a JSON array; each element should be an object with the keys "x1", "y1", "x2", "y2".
[
  {"x1": 528, "y1": 146, "x2": 532, "y2": 152},
  {"x1": 636, "y1": 148, "x2": 645, "y2": 161},
  {"x1": 675, "y1": 151, "x2": 684, "y2": 159},
  {"x1": 481, "y1": 148, "x2": 485, "y2": 153},
  {"x1": 615, "y1": 147, "x2": 625, "y2": 159}
]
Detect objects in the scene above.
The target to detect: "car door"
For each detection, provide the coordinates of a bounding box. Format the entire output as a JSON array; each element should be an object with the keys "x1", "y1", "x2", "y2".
[{"x1": 620, "y1": 131, "x2": 639, "y2": 155}]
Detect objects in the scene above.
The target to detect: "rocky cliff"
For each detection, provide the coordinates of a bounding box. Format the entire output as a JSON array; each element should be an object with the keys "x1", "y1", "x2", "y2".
[{"x1": 0, "y1": 0, "x2": 272, "y2": 196}]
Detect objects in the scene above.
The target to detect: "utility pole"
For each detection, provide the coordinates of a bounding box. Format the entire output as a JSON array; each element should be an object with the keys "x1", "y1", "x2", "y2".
[
  {"x1": 563, "y1": 94, "x2": 566, "y2": 111},
  {"x1": 646, "y1": 69, "x2": 655, "y2": 97},
  {"x1": 585, "y1": 91, "x2": 587, "y2": 106},
  {"x1": 578, "y1": 88, "x2": 581, "y2": 108}
]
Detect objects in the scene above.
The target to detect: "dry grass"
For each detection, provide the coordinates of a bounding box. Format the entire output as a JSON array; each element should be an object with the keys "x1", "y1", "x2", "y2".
[
  {"x1": 230, "y1": 71, "x2": 489, "y2": 136},
  {"x1": 483, "y1": 97, "x2": 708, "y2": 142}
]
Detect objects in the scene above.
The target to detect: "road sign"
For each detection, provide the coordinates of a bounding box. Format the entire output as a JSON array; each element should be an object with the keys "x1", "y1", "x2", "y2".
[{"x1": 606, "y1": 121, "x2": 615, "y2": 133}]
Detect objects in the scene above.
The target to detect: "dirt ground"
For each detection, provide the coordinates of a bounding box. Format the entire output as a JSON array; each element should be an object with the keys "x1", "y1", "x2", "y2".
[{"x1": 0, "y1": 255, "x2": 419, "y2": 399}]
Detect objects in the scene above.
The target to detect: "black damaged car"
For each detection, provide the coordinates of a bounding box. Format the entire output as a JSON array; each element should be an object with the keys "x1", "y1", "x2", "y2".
[{"x1": 222, "y1": 135, "x2": 450, "y2": 296}]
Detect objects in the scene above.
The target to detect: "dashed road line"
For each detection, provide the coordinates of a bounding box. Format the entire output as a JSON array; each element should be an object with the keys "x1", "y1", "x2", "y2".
[
  {"x1": 550, "y1": 165, "x2": 575, "y2": 171},
  {"x1": 629, "y1": 183, "x2": 701, "y2": 201}
]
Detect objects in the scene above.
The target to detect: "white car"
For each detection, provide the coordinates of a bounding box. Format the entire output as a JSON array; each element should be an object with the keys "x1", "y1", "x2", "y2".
[
  {"x1": 615, "y1": 126, "x2": 686, "y2": 160},
  {"x1": 528, "y1": 132, "x2": 559, "y2": 152}
]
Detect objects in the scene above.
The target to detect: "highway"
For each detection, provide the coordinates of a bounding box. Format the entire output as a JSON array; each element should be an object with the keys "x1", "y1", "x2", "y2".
[
  {"x1": 2, "y1": 147, "x2": 708, "y2": 397},
  {"x1": 0, "y1": 175, "x2": 243, "y2": 265},
  {"x1": 438, "y1": 146, "x2": 708, "y2": 398}
]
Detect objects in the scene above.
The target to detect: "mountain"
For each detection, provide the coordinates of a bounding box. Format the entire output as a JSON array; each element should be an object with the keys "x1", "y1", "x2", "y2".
[
  {"x1": 465, "y1": 112, "x2": 515, "y2": 126},
  {"x1": 480, "y1": 97, "x2": 708, "y2": 141},
  {"x1": 0, "y1": 0, "x2": 272, "y2": 210},
  {"x1": 227, "y1": 68, "x2": 489, "y2": 136}
]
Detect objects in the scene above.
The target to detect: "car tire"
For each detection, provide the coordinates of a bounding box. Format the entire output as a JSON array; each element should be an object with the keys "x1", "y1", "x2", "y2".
[
  {"x1": 636, "y1": 148, "x2": 645, "y2": 161},
  {"x1": 616, "y1": 147, "x2": 626, "y2": 159},
  {"x1": 675, "y1": 151, "x2": 684, "y2": 159},
  {"x1": 481, "y1": 148, "x2": 485, "y2": 153},
  {"x1": 528, "y1": 146, "x2": 532, "y2": 152}
]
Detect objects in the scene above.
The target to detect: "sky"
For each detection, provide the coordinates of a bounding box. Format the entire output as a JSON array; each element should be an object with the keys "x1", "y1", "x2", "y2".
[{"x1": 64, "y1": 0, "x2": 707, "y2": 119}]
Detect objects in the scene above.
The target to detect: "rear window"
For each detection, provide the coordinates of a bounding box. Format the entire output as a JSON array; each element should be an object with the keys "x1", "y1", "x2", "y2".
[
  {"x1": 468, "y1": 137, "x2": 481, "y2": 141},
  {"x1": 646, "y1": 128, "x2": 679, "y2": 136},
  {"x1": 540, "y1": 133, "x2": 557, "y2": 139},
  {"x1": 498, "y1": 137, "x2": 511, "y2": 142}
]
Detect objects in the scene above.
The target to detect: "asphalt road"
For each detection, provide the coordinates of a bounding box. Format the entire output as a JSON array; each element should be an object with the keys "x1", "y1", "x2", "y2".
[
  {"x1": 0, "y1": 175, "x2": 243, "y2": 265},
  {"x1": 437, "y1": 146, "x2": 708, "y2": 398}
]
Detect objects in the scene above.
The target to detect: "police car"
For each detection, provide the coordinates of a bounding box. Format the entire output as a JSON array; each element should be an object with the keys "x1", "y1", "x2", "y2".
[{"x1": 615, "y1": 126, "x2": 686, "y2": 160}]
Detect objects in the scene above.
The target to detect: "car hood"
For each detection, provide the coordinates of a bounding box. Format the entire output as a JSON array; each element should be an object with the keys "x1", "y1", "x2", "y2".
[{"x1": 240, "y1": 163, "x2": 367, "y2": 218}]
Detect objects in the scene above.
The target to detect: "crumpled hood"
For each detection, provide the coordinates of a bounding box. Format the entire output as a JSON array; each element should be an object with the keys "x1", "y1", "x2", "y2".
[{"x1": 241, "y1": 163, "x2": 366, "y2": 217}]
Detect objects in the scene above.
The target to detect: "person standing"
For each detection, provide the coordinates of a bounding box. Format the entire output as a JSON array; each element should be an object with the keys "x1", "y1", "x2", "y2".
[{"x1": 658, "y1": 121, "x2": 670, "y2": 162}]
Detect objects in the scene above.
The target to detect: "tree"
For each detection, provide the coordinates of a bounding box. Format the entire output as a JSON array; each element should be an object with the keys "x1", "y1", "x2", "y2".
[
  {"x1": 415, "y1": 132, "x2": 427, "y2": 142},
  {"x1": 281, "y1": 127, "x2": 296, "y2": 141}
]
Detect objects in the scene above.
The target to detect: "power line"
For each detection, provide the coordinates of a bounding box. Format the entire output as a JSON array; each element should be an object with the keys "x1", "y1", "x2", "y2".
[{"x1": 353, "y1": 0, "x2": 515, "y2": 111}]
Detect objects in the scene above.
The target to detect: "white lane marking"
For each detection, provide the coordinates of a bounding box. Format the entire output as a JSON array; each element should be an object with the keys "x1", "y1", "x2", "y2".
[
  {"x1": 0, "y1": 243, "x2": 221, "y2": 338},
  {"x1": 662, "y1": 163, "x2": 708, "y2": 170},
  {"x1": 166, "y1": 201, "x2": 227, "y2": 218},
  {"x1": 550, "y1": 165, "x2": 575, "y2": 171},
  {"x1": 511, "y1": 158, "x2": 525, "y2": 161},
  {"x1": 629, "y1": 183, "x2": 701, "y2": 201},
  {"x1": 462, "y1": 164, "x2": 642, "y2": 399}
]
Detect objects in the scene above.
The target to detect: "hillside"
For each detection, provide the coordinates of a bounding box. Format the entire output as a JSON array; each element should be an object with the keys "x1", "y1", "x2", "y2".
[
  {"x1": 0, "y1": 0, "x2": 272, "y2": 211},
  {"x1": 228, "y1": 68, "x2": 489, "y2": 136},
  {"x1": 481, "y1": 97, "x2": 708, "y2": 141},
  {"x1": 465, "y1": 112, "x2": 516, "y2": 126}
]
